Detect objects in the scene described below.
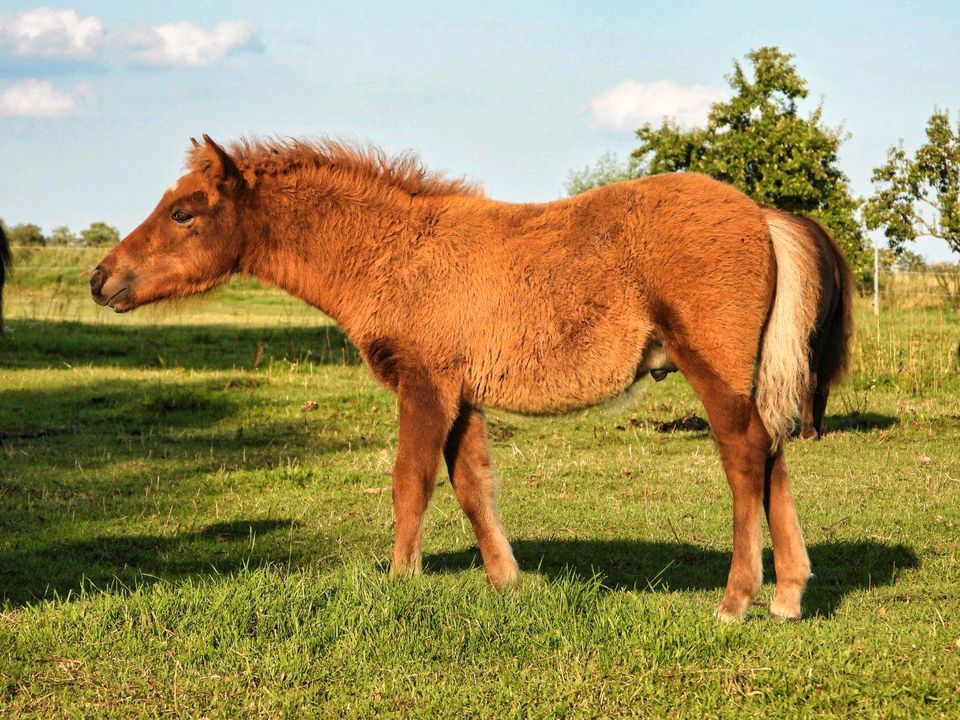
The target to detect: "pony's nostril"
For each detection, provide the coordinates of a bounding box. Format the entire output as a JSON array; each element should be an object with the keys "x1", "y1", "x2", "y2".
[{"x1": 89, "y1": 266, "x2": 106, "y2": 296}]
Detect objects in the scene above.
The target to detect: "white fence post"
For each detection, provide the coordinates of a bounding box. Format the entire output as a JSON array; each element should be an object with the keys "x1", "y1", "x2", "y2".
[{"x1": 873, "y1": 245, "x2": 880, "y2": 316}]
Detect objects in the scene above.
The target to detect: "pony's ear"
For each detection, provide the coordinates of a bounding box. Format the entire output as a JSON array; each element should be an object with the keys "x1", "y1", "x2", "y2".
[
  {"x1": 201, "y1": 134, "x2": 244, "y2": 191},
  {"x1": 189, "y1": 137, "x2": 200, "y2": 148}
]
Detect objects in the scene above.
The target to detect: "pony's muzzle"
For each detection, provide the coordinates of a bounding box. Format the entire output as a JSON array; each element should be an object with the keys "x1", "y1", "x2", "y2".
[{"x1": 90, "y1": 265, "x2": 131, "y2": 311}]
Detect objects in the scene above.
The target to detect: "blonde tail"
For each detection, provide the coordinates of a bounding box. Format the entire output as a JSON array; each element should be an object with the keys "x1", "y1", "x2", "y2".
[{"x1": 756, "y1": 208, "x2": 821, "y2": 451}]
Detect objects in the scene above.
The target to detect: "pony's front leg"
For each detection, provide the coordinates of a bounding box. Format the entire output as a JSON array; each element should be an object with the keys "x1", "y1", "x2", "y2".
[
  {"x1": 389, "y1": 370, "x2": 458, "y2": 577},
  {"x1": 444, "y1": 406, "x2": 519, "y2": 589}
]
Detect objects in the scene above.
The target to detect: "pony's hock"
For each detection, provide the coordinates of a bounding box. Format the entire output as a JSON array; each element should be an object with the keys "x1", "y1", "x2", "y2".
[{"x1": 92, "y1": 134, "x2": 853, "y2": 621}]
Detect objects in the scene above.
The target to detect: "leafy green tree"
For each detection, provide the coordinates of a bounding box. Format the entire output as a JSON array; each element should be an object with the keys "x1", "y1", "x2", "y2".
[
  {"x1": 79, "y1": 221, "x2": 120, "y2": 247},
  {"x1": 7, "y1": 223, "x2": 46, "y2": 246},
  {"x1": 48, "y1": 225, "x2": 78, "y2": 246},
  {"x1": 629, "y1": 47, "x2": 868, "y2": 272},
  {"x1": 891, "y1": 249, "x2": 928, "y2": 273},
  {"x1": 863, "y1": 110, "x2": 960, "y2": 256},
  {"x1": 565, "y1": 152, "x2": 645, "y2": 195}
]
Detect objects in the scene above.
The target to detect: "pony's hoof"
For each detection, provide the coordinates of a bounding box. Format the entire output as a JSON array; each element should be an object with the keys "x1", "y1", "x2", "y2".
[
  {"x1": 770, "y1": 578, "x2": 807, "y2": 620},
  {"x1": 714, "y1": 607, "x2": 743, "y2": 623},
  {"x1": 487, "y1": 560, "x2": 520, "y2": 590},
  {"x1": 489, "y1": 576, "x2": 519, "y2": 591},
  {"x1": 388, "y1": 561, "x2": 422, "y2": 580},
  {"x1": 714, "y1": 602, "x2": 747, "y2": 623},
  {"x1": 715, "y1": 585, "x2": 754, "y2": 622},
  {"x1": 770, "y1": 597, "x2": 802, "y2": 621}
]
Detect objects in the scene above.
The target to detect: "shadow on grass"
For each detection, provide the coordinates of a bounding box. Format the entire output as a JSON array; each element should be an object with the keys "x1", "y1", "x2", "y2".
[
  {"x1": 424, "y1": 538, "x2": 918, "y2": 618},
  {"x1": 1, "y1": 526, "x2": 919, "y2": 615},
  {"x1": 626, "y1": 410, "x2": 899, "y2": 441},
  {"x1": 823, "y1": 411, "x2": 899, "y2": 433},
  {"x1": 0, "y1": 519, "x2": 312, "y2": 607},
  {"x1": 0, "y1": 319, "x2": 361, "y2": 370},
  {"x1": 0, "y1": 375, "x2": 382, "y2": 608},
  {"x1": 0, "y1": 377, "x2": 381, "y2": 476},
  {"x1": 0, "y1": 377, "x2": 239, "y2": 440}
]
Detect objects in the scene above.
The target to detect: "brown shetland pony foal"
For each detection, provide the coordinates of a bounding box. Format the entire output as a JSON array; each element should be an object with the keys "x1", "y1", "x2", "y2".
[{"x1": 92, "y1": 136, "x2": 846, "y2": 620}]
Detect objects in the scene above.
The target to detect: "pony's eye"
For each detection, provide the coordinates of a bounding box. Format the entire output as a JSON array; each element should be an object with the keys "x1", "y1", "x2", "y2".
[{"x1": 171, "y1": 209, "x2": 193, "y2": 224}]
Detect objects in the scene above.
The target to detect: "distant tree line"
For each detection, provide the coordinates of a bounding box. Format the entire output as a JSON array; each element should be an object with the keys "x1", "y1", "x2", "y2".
[
  {"x1": 0, "y1": 218, "x2": 120, "y2": 248},
  {"x1": 568, "y1": 47, "x2": 960, "y2": 275}
]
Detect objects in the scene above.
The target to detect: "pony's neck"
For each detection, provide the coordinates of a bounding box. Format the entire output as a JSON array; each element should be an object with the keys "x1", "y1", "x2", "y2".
[{"x1": 239, "y1": 182, "x2": 417, "y2": 340}]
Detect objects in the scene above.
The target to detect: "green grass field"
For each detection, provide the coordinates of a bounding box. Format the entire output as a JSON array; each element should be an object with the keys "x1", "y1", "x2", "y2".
[{"x1": 1, "y1": 248, "x2": 959, "y2": 717}]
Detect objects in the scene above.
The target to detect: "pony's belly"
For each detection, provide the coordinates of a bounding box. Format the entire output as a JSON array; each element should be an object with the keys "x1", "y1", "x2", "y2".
[
  {"x1": 480, "y1": 372, "x2": 634, "y2": 414},
  {"x1": 469, "y1": 335, "x2": 672, "y2": 414}
]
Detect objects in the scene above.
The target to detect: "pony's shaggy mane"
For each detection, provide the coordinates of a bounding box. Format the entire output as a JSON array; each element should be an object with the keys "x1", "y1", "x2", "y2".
[{"x1": 188, "y1": 138, "x2": 484, "y2": 198}]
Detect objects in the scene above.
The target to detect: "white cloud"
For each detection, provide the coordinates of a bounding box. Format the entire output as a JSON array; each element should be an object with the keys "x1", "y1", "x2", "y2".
[
  {"x1": 0, "y1": 8, "x2": 103, "y2": 58},
  {"x1": 584, "y1": 80, "x2": 727, "y2": 131},
  {"x1": 0, "y1": 11, "x2": 259, "y2": 67},
  {"x1": 125, "y1": 20, "x2": 258, "y2": 67},
  {"x1": 0, "y1": 78, "x2": 83, "y2": 117}
]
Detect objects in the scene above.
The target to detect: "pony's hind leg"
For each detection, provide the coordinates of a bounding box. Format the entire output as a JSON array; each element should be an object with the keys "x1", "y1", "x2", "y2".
[
  {"x1": 799, "y1": 373, "x2": 819, "y2": 440},
  {"x1": 811, "y1": 382, "x2": 830, "y2": 439},
  {"x1": 712, "y1": 400, "x2": 771, "y2": 621},
  {"x1": 444, "y1": 406, "x2": 519, "y2": 588},
  {"x1": 665, "y1": 346, "x2": 769, "y2": 621},
  {"x1": 800, "y1": 370, "x2": 829, "y2": 440},
  {"x1": 764, "y1": 452, "x2": 811, "y2": 619}
]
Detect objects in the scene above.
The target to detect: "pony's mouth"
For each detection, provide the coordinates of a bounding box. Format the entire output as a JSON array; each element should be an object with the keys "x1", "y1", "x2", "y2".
[{"x1": 103, "y1": 287, "x2": 132, "y2": 312}]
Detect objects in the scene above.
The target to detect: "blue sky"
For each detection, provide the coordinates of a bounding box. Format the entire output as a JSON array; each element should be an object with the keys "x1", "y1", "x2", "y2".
[{"x1": 1, "y1": 1, "x2": 958, "y2": 260}]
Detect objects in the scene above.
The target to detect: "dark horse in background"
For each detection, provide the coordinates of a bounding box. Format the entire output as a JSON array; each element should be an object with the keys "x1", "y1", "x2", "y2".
[
  {"x1": 0, "y1": 224, "x2": 10, "y2": 333},
  {"x1": 785, "y1": 211, "x2": 854, "y2": 441}
]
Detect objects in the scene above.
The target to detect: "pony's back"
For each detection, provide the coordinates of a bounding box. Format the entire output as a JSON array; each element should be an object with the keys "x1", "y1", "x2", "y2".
[{"x1": 0, "y1": 224, "x2": 10, "y2": 332}]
